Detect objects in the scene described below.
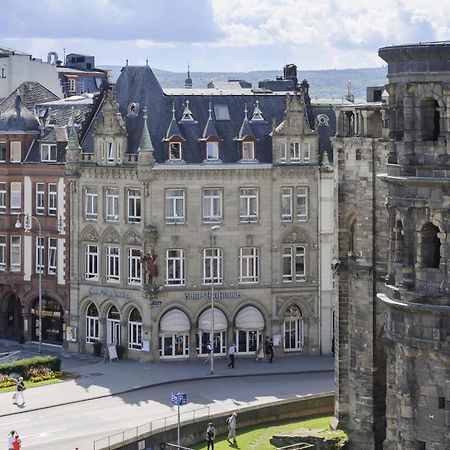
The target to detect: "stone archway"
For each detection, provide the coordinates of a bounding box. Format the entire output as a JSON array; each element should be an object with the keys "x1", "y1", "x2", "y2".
[{"x1": 3, "y1": 294, "x2": 24, "y2": 341}]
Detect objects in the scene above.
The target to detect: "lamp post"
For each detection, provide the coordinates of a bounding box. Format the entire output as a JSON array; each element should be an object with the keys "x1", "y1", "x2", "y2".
[
  {"x1": 210, "y1": 225, "x2": 219, "y2": 375},
  {"x1": 15, "y1": 213, "x2": 42, "y2": 354}
]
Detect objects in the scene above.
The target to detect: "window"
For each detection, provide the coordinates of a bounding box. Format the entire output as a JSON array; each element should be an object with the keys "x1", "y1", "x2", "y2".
[
  {"x1": 48, "y1": 184, "x2": 57, "y2": 216},
  {"x1": 85, "y1": 187, "x2": 98, "y2": 220},
  {"x1": 296, "y1": 187, "x2": 308, "y2": 221},
  {"x1": 169, "y1": 142, "x2": 182, "y2": 161},
  {"x1": 290, "y1": 142, "x2": 300, "y2": 162},
  {"x1": 213, "y1": 105, "x2": 230, "y2": 121},
  {"x1": 127, "y1": 189, "x2": 141, "y2": 224},
  {"x1": 10, "y1": 142, "x2": 21, "y2": 163},
  {"x1": 165, "y1": 189, "x2": 185, "y2": 224},
  {"x1": 128, "y1": 308, "x2": 142, "y2": 350},
  {"x1": 203, "y1": 189, "x2": 222, "y2": 223},
  {"x1": 85, "y1": 244, "x2": 99, "y2": 280},
  {"x1": 0, "y1": 183, "x2": 6, "y2": 214},
  {"x1": 107, "y1": 142, "x2": 116, "y2": 163},
  {"x1": 128, "y1": 248, "x2": 142, "y2": 285},
  {"x1": 303, "y1": 142, "x2": 310, "y2": 162},
  {"x1": 10, "y1": 236, "x2": 21, "y2": 272},
  {"x1": 10, "y1": 182, "x2": 21, "y2": 213},
  {"x1": 0, "y1": 236, "x2": 5, "y2": 271},
  {"x1": 166, "y1": 249, "x2": 185, "y2": 285},
  {"x1": 0, "y1": 142, "x2": 5, "y2": 162},
  {"x1": 203, "y1": 248, "x2": 223, "y2": 285},
  {"x1": 284, "y1": 304, "x2": 304, "y2": 351},
  {"x1": 280, "y1": 142, "x2": 287, "y2": 163},
  {"x1": 282, "y1": 245, "x2": 305, "y2": 282},
  {"x1": 239, "y1": 188, "x2": 259, "y2": 223},
  {"x1": 41, "y1": 144, "x2": 57, "y2": 162},
  {"x1": 106, "y1": 188, "x2": 119, "y2": 222},
  {"x1": 86, "y1": 303, "x2": 99, "y2": 343},
  {"x1": 356, "y1": 149, "x2": 362, "y2": 160},
  {"x1": 206, "y1": 142, "x2": 219, "y2": 160},
  {"x1": 106, "y1": 246, "x2": 120, "y2": 283},
  {"x1": 36, "y1": 237, "x2": 44, "y2": 274},
  {"x1": 281, "y1": 187, "x2": 293, "y2": 222},
  {"x1": 36, "y1": 183, "x2": 45, "y2": 215},
  {"x1": 48, "y1": 238, "x2": 57, "y2": 275},
  {"x1": 239, "y1": 247, "x2": 259, "y2": 283},
  {"x1": 107, "y1": 306, "x2": 121, "y2": 345},
  {"x1": 242, "y1": 142, "x2": 255, "y2": 160},
  {"x1": 68, "y1": 79, "x2": 77, "y2": 94},
  {"x1": 421, "y1": 222, "x2": 440, "y2": 268}
]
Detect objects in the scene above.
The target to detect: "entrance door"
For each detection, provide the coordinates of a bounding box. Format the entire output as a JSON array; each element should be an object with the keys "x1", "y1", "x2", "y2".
[
  {"x1": 5, "y1": 294, "x2": 23, "y2": 341},
  {"x1": 32, "y1": 298, "x2": 63, "y2": 344}
]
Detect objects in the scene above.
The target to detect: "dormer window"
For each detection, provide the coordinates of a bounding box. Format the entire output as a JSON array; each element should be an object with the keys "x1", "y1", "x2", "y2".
[
  {"x1": 280, "y1": 142, "x2": 287, "y2": 163},
  {"x1": 206, "y1": 141, "x2": 219, "y2": 160},
  {"x1": 169, "y1": 142, "x2": 182, "y2": 161},
  {"x1": 10, "y1": 142, "x2": 21, "y2": 163},
  {"x1": 251, "y1": 100, "x2": 265, "y2": 121},
  {"x1": 41, "y1": 144, "x2": 57, "y2": 162},
  {"x1": 303, "y1": 142, "x2": 310, "y2": 163},
  {"x1": 242, "y1": 141, "x2": 255, "y2": 160},
  {"x1": 290, "y1": 142, "x2": 300, "y2": 162},
  {"x1": 180, "y1": 100, "x2": 196, "y2": 122},
  {"x1": 107, "y1": 142, "x2": 116, "y2": 164}
]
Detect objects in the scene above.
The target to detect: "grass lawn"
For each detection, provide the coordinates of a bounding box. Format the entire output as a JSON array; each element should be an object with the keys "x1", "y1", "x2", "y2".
[{"x1": 192, "y1": 415, "x2": 347, "y2": 450}]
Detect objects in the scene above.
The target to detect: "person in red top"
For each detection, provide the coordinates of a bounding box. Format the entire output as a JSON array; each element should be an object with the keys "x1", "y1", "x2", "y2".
[{"x1": 12, "y1": 435, "x2": 21, "y2": 450}]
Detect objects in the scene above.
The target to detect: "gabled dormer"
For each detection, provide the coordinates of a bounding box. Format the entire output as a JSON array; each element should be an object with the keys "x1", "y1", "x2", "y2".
[
  {"x1": 163, "y1": 103, "x2": 185, "y2": 162},
  {"x1": 93, "y1": 89, "x2": 127, "y2": 166},
  {"x1": 235, "y1": 104, "x2": 257, "y2": 162},
  {"x1": 271, "y1": 91, "x2": 318, "y2": 165},
  {"x1": 180, "y1": 100, "x2": 197, "y2": 123},
  {"x1": 199, "y1": 102, "x2": 222, "y2": 162},
  {"x1": 250, "y1": 100, "x2": 266, "y2": 122}
]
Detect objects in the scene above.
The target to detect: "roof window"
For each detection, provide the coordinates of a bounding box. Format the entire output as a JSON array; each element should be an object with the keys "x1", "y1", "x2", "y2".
[{"x1": 213, "y1": 105, "x2": 230, "y2": 121}]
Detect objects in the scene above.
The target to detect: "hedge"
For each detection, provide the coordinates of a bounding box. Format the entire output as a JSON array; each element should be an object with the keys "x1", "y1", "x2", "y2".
[{"x1": 0, "y1": 355, "x2": 61, "y2": 380}]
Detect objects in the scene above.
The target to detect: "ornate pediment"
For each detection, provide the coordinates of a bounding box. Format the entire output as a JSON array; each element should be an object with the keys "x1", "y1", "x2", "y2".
[
  {"x1": 80, "y1": 225, "x2": 99, "y2": 242},
  {"x1": 281, "y1": 227, "x2": 312, "y2": 245},
  {"x1": 123, "y1": 230, "x2": 142, "y2": 246},
  {"x1": 101, "y1": 227, "x2": 121, "y2": 243}
]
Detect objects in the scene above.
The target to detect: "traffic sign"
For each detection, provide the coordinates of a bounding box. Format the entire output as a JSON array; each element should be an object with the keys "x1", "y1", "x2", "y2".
[{"x1": 171, "y1": 392, "x2": 187, "y2": 406}]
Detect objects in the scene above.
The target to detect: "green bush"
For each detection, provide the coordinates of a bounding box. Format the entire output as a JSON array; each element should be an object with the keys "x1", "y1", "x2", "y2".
[{"x1": 0, "y1": 355, "x2": 61, "y2": 380}]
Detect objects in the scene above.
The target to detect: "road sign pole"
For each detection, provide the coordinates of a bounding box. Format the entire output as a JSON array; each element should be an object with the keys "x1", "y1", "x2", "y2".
[{"x1": 177, "y1": 402, "x2": 180, "y2": 448}]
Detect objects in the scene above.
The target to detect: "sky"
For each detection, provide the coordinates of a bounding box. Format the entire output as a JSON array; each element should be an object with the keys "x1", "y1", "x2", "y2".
[{"x1": 1, "y1": 0, "x2": 447, "y2": 72}]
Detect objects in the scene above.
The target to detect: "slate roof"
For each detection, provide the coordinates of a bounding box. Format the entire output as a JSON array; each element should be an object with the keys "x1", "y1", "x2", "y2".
[
  {"x1": 0, "y1": 93, "x2": 40, "y2": 133},
  {"x1": 84, "y1": 65, "x2": 335, "y2": 163}
]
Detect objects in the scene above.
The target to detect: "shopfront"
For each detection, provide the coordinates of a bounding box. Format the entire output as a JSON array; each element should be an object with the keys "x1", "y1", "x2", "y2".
[{"x1": 31, "y1": 297, "x2": 64, "y2": 344}]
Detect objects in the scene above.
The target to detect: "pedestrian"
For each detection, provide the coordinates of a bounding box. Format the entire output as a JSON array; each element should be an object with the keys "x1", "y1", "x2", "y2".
[
  {"x1": 8, "y1": 430, "x2": 15, "y2": 450},
  {"x1": 255, "y1": 341, "x2": 265, "y2": 362},
  {"x1": 227, "y1": 343, "x2": 236, "y2": 368},
  {"x1": 206, "y1": 422, "x2": 215, "y2": 450},
  {"x1": 12, "y1": 434, "x2": 21, "y2": 450},
  {"x1": 226, "y1": 411, "x2": 238, "y2": 444},
  {"x1": 204, "y1": 341, "x2": 212, "y2": 364},
  {"x1": 14, "y1": 377, "x2": 26, "y2": 406},
  {"x1": 265, "y1": 336, "x2": 274, "y2": 363}
]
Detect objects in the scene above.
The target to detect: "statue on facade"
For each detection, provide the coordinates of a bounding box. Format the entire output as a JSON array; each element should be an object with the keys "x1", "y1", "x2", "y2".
[{"x1": 141, "y1": 248, "x2": 158, "y2": 288}]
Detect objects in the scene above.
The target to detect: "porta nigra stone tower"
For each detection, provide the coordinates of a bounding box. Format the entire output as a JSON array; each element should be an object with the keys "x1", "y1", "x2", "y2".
[{"x1": 377, "y1": 43, "x2": 450, "y2": 450}]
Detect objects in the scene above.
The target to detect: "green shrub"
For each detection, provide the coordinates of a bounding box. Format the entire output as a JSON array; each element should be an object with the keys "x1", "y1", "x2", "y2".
[{"x1": 0, "y1": 355, "x2": 61, "y2": 380}]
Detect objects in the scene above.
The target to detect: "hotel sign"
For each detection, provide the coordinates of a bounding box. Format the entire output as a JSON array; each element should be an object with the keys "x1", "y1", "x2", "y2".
[
  {"x1": 89, "y1": 287, "x2": 132, "y2": 299},
  {"x1": 185, "y1": 291, "x2": 242, "y2": 300}
]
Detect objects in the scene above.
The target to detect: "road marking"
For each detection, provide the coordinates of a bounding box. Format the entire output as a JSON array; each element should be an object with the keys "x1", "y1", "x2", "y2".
[
  {"x1": 2, "y1": 418, "x2": 30, "y2": 426},
  {"x1": 25, "y1": 428, "x2": 67, "y2": 439}
]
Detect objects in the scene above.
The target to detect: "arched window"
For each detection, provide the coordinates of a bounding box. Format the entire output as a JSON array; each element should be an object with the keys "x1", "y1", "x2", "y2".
[
  {"x1": 234, "y1": 306, "x2": 264, "y2": 354},
  {"x1": 107, "y1": 305, "x2": 121, "y2": 345},
  {"x1": 128, "y1": 308, "x2": 142, "y2": 350},
  {"x1": 86, "y1": 302, "x2": 99, "y2": 343},
  {"x1": 284, "y1": 304, "x2": 304, "y2": 351},
  {"x1": 421, "y1": 98, "x2": 440, "y2": 141},
  {"x1": 349, "y1": 218, "x2": 357, "y2": 255},
  {"x1": 421, "y1": 223, "x2": 440, "y2": 268},
  {"x1": 159, "y1": 308, "x2": 190, "y2": 358}
]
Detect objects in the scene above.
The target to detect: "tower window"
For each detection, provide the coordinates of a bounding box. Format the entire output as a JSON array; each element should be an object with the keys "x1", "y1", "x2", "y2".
[{"x1": 421, "y1": 222, "x2": 440, "y2": 268}]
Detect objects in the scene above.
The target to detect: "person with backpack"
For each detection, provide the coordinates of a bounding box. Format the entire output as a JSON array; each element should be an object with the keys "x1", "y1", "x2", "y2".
[
  {"x1": 226, "y1": 411, "x2": 238, "y2": 444},
  {"x1": 13, "y1": 377, "x2": 26, "y2": 406},
  {"x1": 206, "y1": 422, "x2": 215, "y2": 450}
]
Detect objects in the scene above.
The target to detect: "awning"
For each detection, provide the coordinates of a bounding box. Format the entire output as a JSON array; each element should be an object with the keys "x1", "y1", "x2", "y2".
[
  {"x1": 160, "y1": 309, "x2": 190, "y2": 333},
  {"x1": 235, "y1": 306, "x2": 264, "y2": 331},
  {"x1": 198, "y1": 308, "x2": 227, "y2": 332}
]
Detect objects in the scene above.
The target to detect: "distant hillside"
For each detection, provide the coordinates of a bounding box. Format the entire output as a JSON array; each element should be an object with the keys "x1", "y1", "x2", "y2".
[{"x1": 101, "y1": 65, "x2": 387, "y2": 100}]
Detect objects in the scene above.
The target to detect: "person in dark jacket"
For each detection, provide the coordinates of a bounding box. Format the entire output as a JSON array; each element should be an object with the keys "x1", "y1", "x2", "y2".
[{"x1": 265, "y1": 336, "x2": 275, "y2": 363}]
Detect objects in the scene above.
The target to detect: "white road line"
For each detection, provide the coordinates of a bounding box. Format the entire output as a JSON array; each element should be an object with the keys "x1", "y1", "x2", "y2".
[{"x1": 1, "y1": 418, "x2": 30, "y2": 426}]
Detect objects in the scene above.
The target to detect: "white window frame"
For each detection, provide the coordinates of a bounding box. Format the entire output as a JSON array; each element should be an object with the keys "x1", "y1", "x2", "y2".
[
  {"x1": 169, "y1": 142, "x2": 182, "y2": 161},
  {"x1": 0, "y1": 182, "x2": 5, "y2": 214},
  {"x1": 10, "y1": 182, "x2": 21, "y2": 213},
  {"x1": 239, "y1": 247, "x2": 259, "y2": 284},
  {"x1": 68, "y1": 78, "x2": 77, "y2": 94},
  {"x1": 290, "y1": 142, "x2": 300, "y2": 162},
  {"x1": 128, "y1": 248, "x2": 142, "y2": 285},
  {"x1": 85, "y1": 187, "x2": 98, "y2": 221},
  {"x1": 165, "y1": 188, "x2": 185, "y2": 224},
  {"x1": 239, "y1": 187, "x2": 259, "y2": 223},
  {"x1": 280, "y1": 142, "x2": 287, "y2": 163},
  {"x1": 36, "y1": 236, "x2": 44, "y2": 274},
  {"x1": 36, "y1": 183, "x2": 45, "y2": 215},
  {"x1": 128, "y1": 308, "x2": 142, "y2": 351},
  {"x1": 242, "y1": 141, "x2": 255, "y2": 160},
  {"x1": 48, "y1": 183, "x2": 57, "y2": 216},
  {"x1": 48, "y1": 237, "x2": 57, "y2": 275},
  {"x1": 202, "y1": 188, "x2": 222, "y2": 223},
  {"x1": 166, "y1": 249, "x2": 185, "y2": 286},
  {"x1": 0, "y1": 142, "x2": 6, "y2": 162},
  {"x1": 127, "y1": 189, "x2": 141, "y2": 224},
  {"x1": 282, "y1": 245, "x2": 305, "y2": 282},
  {"x1": 107, "y1": 142, "x2": 116, "y2": 164},
  {"x1": 107, "y1": 306, "x2": 121, "y2": 345},
  {"x1": 106, "y1": 246, "x2": 120, "y2": 283},
  {"x1": 85, "y1": 244, "x2": 99, "y2": 280},
  {"x1": 10, "y1": 142, "x2": 21, "y2": 163},
  {"x1": 10, "y1": 236, "x2": 21, "y2": 272},
  {"x1": 202, "y1": 247, "x2": 223, "y2": 285},
  {"x1": 0, "y1": 236, "x2": 6, "y2": 272},
  {"x1": 160, "y1": 333, "x2": 189, "y2": 358},
  {"x1": 303, "y1": 142, "x2": 310, "y2": 163},
  {"x1": 86, "y1": 303, "x2": 99, "y2": 343},
  {"x1": 296, "y1": 187, "x2": 308, "y2": 221},
  {"x1": 206, "y1": 141, "x2": 219, "y2": 160},
  {"x1": 281, "y1": 187, "x2": 293, "y2": 222},
  {"x1": 40, "y1": 143, "x2": 57, "y2": 162},
  {"x1": 106, "y1": 187, "x2": 119, "y2": 222}
]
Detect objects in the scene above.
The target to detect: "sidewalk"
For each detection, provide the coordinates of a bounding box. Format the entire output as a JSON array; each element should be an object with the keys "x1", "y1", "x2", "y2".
[{"x1": 0, "y1": 339, "x2": 334, "y2": 417}]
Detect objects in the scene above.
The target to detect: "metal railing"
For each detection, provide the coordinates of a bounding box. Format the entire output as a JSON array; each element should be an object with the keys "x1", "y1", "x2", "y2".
[{"x1": 93, "y1": 405, "x2": 210, "y2": 450}]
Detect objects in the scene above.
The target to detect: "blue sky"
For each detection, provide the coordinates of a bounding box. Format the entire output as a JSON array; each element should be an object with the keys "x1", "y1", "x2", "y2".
[{"x1": 1, "y1": 0, "x2": 446, "y2": 72}]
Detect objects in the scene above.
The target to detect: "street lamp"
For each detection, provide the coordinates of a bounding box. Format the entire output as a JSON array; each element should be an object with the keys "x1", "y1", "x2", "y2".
[
  {"x1": 210, "y1": 225, "x2": 220, "y2": 375},
  {"x1": 15, "y1": 213, "x2": 42, "y2": 354}
]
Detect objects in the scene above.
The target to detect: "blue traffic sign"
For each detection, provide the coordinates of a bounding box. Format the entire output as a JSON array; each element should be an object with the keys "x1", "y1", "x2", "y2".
[{"x1": 171, "y1": 392, "x2": 187, "y2": 406}]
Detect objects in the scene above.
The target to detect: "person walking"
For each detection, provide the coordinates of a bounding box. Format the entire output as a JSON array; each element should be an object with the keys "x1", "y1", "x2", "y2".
[
  {"x1": 12, "y1": 434, "x2": 21, "y2": 450},
  {"x1": 8, "y1": 430, "x2": 16, "y2": 450},
  {"x1": 204, "y1": 341, "x2": 212, "y2": 364},
  {"x1": 14, "y1": 377, "x2": 25, "y2": 406},
  {"x1": 255, "y1": 341, "x2": 265, "y2": 362},
  {"x1": 226, "y1": 411, "x2": 238, "y2": 444},
  {"x1": 227, "y1": 343, "x2": 236, "y2": 368},
  {"x1": 265, "y1": 336, "x2": 274, "y2": 363},
  {"x1": 206, "y1": 422, "x2": 215, "y2": 450}
]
